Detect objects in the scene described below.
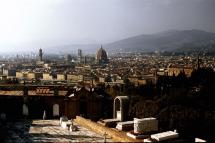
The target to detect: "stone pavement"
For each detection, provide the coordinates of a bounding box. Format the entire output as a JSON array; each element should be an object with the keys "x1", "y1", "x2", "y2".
[
  {"x1": 1, "y1": 120, "x2": 32, "y2": 143},
  {"x1": 1, "y1": 119, "x2": 112, "y2": 142}
]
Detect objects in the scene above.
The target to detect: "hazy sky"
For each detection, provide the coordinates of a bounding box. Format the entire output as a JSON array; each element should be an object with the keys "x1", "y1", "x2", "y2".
[{"x1": 0, "y1": 0, "x2": 215, "y2": 51}]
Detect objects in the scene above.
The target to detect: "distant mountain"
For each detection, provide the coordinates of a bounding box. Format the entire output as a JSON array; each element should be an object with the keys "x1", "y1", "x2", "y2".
[
  {"x1": 105, "y1": 29, "x2": 215, "y2": 53},
  {"x1": 9, "y1": 29, "x2": 215, "y2": 55}
]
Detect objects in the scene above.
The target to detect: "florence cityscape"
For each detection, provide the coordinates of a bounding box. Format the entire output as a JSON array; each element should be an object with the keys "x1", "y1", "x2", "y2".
[{"x1": 0, "y1": 0, "x2": 215, "y2": 142}]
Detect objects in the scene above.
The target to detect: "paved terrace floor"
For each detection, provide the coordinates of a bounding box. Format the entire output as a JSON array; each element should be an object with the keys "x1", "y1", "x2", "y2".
[{"x1": 0, "y1": 119, "x2": 112, "y2": 142}]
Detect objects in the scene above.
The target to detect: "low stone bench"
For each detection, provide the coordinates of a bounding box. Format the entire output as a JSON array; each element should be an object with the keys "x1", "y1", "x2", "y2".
[
  {"x1": 116, "y1": 121, "x2": 134, "y2": 131},
  {"x1": 195, "y1": 138, "x2": 206, "y2": 142},
  {"x1": 126, "y1": 132, "x2": 149, "y2": 139},
  {"x1": 97, "y1": 118, "x2": 120, "y2": 127},
  {"x1": 150, "y1": 131, "x2": 179, "y2": 141}
]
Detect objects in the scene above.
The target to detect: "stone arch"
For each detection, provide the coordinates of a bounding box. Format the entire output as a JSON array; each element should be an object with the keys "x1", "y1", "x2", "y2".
[
  {"x1": 53, "y1": 104, "x2": 59, "y2": 117},
  {"x1": 113, "y1": 96, "x2": 129, "y2": 121}
]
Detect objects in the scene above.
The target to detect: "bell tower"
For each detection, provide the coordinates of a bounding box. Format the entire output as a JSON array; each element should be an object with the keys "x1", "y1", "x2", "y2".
[{"x1": 39, "y1": 48, "x2": 43, "y2": 61}]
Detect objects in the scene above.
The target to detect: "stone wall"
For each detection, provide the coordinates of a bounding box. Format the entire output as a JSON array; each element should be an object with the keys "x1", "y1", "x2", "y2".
[{"x1": 74, "y1": 116, "x2": 139, "y2": 142}]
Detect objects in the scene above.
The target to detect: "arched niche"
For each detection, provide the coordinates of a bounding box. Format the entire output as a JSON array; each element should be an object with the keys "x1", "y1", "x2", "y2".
[
  {"x1": 23, "y1": 104, "x2": 29, "y2": 116},
  {"x1": 113, "y1": 96, "x2": 129, "y2": 121},
  {"x1": 53, "y1": 104, "x2": 60, "y2": 117}
]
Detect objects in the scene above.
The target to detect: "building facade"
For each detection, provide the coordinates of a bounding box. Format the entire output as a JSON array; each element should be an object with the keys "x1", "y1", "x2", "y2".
[{"x1": 0, "y1": 85, "x2": 104, "y2": 121}]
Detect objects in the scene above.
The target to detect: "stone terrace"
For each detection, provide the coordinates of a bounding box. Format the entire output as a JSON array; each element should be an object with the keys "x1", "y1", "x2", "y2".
[{"x1": 0, "y1": 119, "x2": 112, "y2": 142}]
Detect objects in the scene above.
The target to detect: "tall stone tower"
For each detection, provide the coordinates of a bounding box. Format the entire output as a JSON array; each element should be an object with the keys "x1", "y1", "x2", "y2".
[
  {"x1": 78, "y1": 49, "x2": 82, "y2": 63},
  {"x1": 39, "y1": 48, "x2": 43, "y2": 61}
]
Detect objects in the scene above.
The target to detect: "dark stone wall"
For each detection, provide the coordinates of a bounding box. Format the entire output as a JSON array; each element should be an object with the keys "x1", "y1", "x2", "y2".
[
  {"x1": 0, "y1": 96, "x2": 23, "y2": 120},
  {"x1": 0, "y1": 94, "x2": 103, "y2": 120}
]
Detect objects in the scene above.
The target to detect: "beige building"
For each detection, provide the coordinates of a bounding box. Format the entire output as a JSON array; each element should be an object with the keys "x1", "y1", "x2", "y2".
[
  {"x1": 57, "y1": 74, "x2": 66, "y2": 81},
  {"x1": 43, "y1": 73, "x2": 53, "y2": 80},
  {"x1": 115, "y1": 79, "x2": 124, "y2": 84},
  {"x1": 167, "y1": 67, "x2": 193, "y2": 77},
  {"x1": 27, "y1": 72, "x2": 43, "y2": 80},
  {"x1": 0, "y1": 75, "x2": 7, "y2": 80},
  {"x1": 99, "y1": 77, "x2": 105, "y2": 83},
  {"x1": 16, "y1": 72, "x2": 24, "y2": 78},
  {"x1": 67, "y1": 74, "x2": 84, "y2": 82},
  {"x1": 16, "y1": 72, "x2": 42, "y2": 80}
]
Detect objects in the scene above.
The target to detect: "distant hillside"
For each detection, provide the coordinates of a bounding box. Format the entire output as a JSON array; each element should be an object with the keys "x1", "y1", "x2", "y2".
[
  {"x1": 12, "y1": 29, "x2": 215, "y2": 55},
  {"x1": 105, "y1": 30, "x2": 215, "y2": 53}
]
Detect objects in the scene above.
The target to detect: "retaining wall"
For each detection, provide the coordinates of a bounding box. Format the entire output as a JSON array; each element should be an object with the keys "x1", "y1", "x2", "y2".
[{"x1": 74, "y1": 116, "x2": 140, "y2": 142}]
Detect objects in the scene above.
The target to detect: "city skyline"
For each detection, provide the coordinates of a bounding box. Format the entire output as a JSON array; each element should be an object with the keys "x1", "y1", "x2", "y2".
[{"x1": 0, "y1": 1, "x2": 215, "y2": 142}]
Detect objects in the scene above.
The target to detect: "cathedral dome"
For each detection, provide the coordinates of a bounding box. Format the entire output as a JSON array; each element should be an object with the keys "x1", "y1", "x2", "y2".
[{"x1": 96, "y1": 46, "x2": 108, "y2": 63}]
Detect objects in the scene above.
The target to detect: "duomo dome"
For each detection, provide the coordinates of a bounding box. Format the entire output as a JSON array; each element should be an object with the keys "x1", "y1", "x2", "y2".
[{"x1": 96, "y1": 46, "x2": 108, "y2": 64}]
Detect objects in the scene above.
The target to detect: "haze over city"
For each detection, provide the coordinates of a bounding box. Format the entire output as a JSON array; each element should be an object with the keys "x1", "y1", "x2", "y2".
[{"x1": 0, "y1": 0, "x2": 215, "y2": 54}]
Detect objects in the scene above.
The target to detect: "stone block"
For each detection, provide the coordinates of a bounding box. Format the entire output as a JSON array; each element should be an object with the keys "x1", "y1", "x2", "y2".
[
  {"x1": 126, "y1": 132, "x2": 147, "y2": 139},
  {"x1": 151, "y1": 131, "x2": 179, "y2": 141},
  {"x1": 69, "y1": 124, "x2": 78, "y2": 132},
  {"x1": 134, "y1": 117, "x2": 158, "y2": 133},
  {"x1": 117, "y1": 111, "x2": 122, "y2": 121},
  {"x1": 195, "y1": 138, "x2": 206, "y2": 142},
  {"x1": 60, "y1": 116, "x2": 68, "y2": 125},
  {"x1": 116, "y1": 121, "x2": 133, "y2": 131},
  {"x1": 61, "y1": 121, "x2": 70, "y2": 129}
]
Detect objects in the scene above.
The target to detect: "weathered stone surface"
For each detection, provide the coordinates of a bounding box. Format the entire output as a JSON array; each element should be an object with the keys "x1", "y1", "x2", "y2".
[
  {"x1": 151, "y1": 131, "x2": 179, "y2": 141},
  {"x1": 75, "y1": 116, "x2": 138, "y2": 142},
  {"x1": 195, "y1": 138, "x2": 206, "y2": 142},
  {"x1": 116, "y1": 121, "x2": 134, "y2": 131},
  {"x1": 53, "y1": 104, "x2": 59, "y2": 116},
  {"x1": 134, "y1": 117, "x2": 158, "y2": 133},
  {"x1": 127, "y1": 132, "x2": 147, "y2": 139},
  {"x1": 1, "y1": 119, "x2": 112, "y2": 142},
  {"x1": 117, "y1": 111, "x2": 122, "y2": 120},
  {"x1": 60, "y1": 116, "x2": 68, "y2": 125},
  {"x1": 61, "y1": 121, "x2": 70, "y2": 129}
]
